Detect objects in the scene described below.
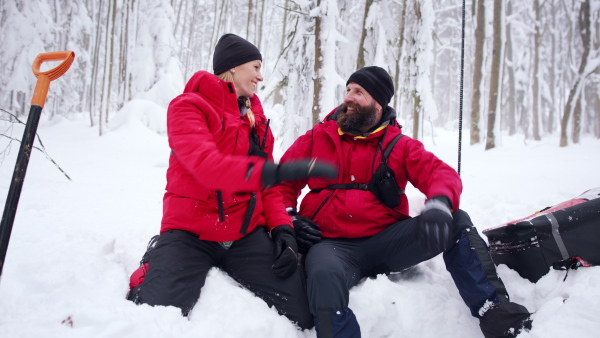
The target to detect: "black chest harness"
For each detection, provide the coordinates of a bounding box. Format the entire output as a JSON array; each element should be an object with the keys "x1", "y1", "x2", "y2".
[{"x1": 310, "y1": 133, "x2": 405, "y2": 210}]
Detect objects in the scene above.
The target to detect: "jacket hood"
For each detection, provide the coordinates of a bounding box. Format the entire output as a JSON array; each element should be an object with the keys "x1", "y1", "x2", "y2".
[
  {"x1": 183, "y1": 71, "x2": 230, "y2": 94},
  {"x1": 180, "y1": 70, "x2": 267, "y2": 117}
]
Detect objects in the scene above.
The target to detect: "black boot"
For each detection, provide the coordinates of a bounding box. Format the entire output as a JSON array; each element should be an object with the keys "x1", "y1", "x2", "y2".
[{"x1": 479, "y1": 302, "x2": 532, "y2": 338}]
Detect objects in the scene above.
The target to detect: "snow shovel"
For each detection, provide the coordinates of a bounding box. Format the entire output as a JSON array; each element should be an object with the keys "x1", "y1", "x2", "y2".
[{"x1": 0, "y1": 51, "x2": 75, "y2": 279}]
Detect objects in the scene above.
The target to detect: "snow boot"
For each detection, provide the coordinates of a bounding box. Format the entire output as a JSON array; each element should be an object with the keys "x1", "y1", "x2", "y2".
[{"x1": 479, "y1": 302, "x2": 532, "y2": 338}]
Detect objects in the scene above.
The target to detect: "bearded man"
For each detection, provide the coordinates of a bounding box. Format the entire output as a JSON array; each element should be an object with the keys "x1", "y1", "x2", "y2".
[{"x1": 278, "y1": 66, "x2": 533, "y2": 338}]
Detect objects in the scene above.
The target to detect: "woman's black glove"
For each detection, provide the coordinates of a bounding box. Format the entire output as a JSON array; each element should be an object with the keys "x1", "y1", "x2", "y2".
[
  {"x1": 271, "y1": 225, "x2": 299, "y2": 278},
  {"x1": 417, "y1": 196, "x2": 456, "y2": 253},
  {"x1": 261, "y1": 159, "x2": 338, "y2": 188},
  {"x1": 287, "y1": 208, "x2": 322, "y2": 254}
]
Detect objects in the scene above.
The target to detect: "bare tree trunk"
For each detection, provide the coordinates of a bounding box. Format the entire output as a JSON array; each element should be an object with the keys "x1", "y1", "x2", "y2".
[
  {"x1": 246, "y1": 0, "x2": 253, "y2": 39},
  {"x1": 258, "y1": 0, "x2": 265, "y2": 49},
  {"x1": 89, "y1": 0, "x2": 105, "y2": 127},
  {"x1": 272, "y1": 0, "x2": 291, "y2": 106},
  {"x1": 173, "y1": 0, "x2": 184, "y2": 35},
  {"x1": 99, "y1": 0, "x2": 112, "y2": 136},
  {"x1": 411, "y1": 0, "x2": 422, "y2": 140},
  {"x1": 128, "y1": 0, "x2": 137, "y2": 100},
  {"x1": 560, "y1": 0, "x2": 591, "y2": 147},
  {"x1": 356, "y1": 0, "x2": 374, "y2": 69},
  {"x1": 279, "y1": 0, "x2": 289, "y2": 52},
  {"x1": 595, "y1": 88, "x2": 600, "y2": 138},
  {"x1": 118, "y1": 0, "x2": 130, "y2": 108},
  {"x1": 572, "y1": 95, "x2": 582, "y2": 143},
  {"x1": 470, "y1": 0, "x2": 484, "y2": 145},
  {"x1": 505, "y1": 0, "x2": 516, "y2": 135},
  {"x1": 312, "y1": 0, "x2": 323, "y2": 127},
  {"x1": 532, "y1": 0, "x2": 542, "y2": 141},
  {"x1": 596, "y1": 16, "x2": 600, "y2": 139},
  {"x1": 393, "y1": 0, "x2": 407, "y2": 111},
  {"x1": 485, "y1": 0, "x2": 502, "y2": 151},
  {"x1": 209, "y1": 1, "x2": 225, "y2": 63},
  {"x1": 185, "y1": 5, "x2": 198, "y2": 79},
  {"x1": 104, "y1": 0, "x2": 118, "y2": 126},
  {"x1": 412, "y1": 91, "x2": 421, "y2": 140},
  {"x1": 548, "y1": 0, "x2": 557, "y2": 134}
]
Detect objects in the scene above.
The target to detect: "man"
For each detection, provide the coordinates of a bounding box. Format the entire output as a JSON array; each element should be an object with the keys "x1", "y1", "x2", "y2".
[{"x1": 278, "y1": 66, "x2": 532, "y2": 338}]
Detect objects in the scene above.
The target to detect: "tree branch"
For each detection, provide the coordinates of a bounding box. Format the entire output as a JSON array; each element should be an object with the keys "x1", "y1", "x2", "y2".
[{"x1": 0, "y1": 108, "x2": 72, "y2": 181}]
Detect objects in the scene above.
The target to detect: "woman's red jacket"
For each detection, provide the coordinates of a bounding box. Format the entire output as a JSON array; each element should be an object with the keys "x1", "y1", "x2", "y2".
[{"x1": 160, "y1": 71, "x2": 291, "y2": 241}]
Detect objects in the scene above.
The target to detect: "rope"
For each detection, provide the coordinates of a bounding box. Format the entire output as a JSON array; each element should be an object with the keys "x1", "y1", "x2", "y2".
[{"x1": 457, "y1": 0, "x2": 466, "y2": 176}]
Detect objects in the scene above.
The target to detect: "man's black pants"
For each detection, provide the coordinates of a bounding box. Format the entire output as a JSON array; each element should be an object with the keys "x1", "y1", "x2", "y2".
[{"x1": 306, "y1": 209, "x2": 508, "y2": 319}]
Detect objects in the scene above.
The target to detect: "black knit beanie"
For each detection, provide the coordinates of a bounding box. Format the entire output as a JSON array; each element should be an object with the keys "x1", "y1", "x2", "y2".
[
  {"x1": 213, "y1": 34, "x2": 262, "y2": 75},
  {"x1": 346, "y1": 66, "x2": 394, "y2": 108}
]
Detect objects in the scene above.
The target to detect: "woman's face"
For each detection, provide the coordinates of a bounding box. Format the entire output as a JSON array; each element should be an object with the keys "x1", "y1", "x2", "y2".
[{"x1": 232, "y1": 60, "x2": 263, "y2": 97}]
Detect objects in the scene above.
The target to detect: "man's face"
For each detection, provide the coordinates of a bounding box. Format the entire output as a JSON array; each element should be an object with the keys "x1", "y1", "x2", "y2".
[{"x1": 337, "y1": 82, "x2": 381, "y2": 131}]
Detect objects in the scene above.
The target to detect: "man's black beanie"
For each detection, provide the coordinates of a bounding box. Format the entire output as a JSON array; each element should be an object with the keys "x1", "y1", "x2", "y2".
[
  {"x1": 346, "y1": 66, "x2": 395, "y2": 108},
  {"x1": 213, "y1": 34, "x2": 262, "y2": 75}
]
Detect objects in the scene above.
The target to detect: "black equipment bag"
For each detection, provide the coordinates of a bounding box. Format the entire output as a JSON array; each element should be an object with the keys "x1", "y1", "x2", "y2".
[{"x1": 482, "y1": 188, "x2": 600, "y2": 283}]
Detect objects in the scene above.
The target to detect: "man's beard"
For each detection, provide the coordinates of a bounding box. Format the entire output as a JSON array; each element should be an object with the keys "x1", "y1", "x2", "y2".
[{"x1": 337, "y1": 102, "x2": 378, "y2": 132}]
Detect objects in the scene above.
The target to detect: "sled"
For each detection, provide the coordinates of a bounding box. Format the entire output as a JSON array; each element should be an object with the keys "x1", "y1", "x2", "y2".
[{"x1": 482, "y1": 188, "x2": 600, "y2": 283}]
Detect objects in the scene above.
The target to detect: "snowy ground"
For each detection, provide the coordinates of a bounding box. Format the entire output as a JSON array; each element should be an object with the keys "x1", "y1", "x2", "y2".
[{"x1": 0, "y1": 104, "x2": 599, "y2": 338}]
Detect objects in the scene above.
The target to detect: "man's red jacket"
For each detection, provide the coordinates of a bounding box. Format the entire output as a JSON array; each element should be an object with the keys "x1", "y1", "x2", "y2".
[
  {"x1": 278, "y1": 108, "x2": 462, "y2": 238},
  {"x1": 161, "y1": 71, "x2": 291, "y2": 241}
]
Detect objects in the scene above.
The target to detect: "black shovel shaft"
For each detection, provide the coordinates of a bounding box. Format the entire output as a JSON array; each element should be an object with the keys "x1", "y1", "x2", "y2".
[{"x1": 0, "y1": 104, "x2": 43, "y2": 275}]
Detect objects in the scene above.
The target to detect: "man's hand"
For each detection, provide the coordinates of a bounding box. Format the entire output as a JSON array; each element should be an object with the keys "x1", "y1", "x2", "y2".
[
  {"x1": 417, "y1": 196, "x2": 456, "y2": 253},
  {"x1": 261, "y1": 159, "x2": 338, "y2": 188},
  {"x1": 271, "y1": 225, "x2": 299, "y2": 278},
  {"x1": 287, "y1": 208, "x2": 322, "y2": 254}
]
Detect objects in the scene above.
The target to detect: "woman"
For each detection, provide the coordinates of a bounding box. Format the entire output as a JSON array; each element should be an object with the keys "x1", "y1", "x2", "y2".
[{"x1": 126, "y1": 34, "x2": 336, "y2": 329}]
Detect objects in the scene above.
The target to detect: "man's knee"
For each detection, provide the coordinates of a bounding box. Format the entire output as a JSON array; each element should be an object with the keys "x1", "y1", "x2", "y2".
[{"x1": 452, "y1": 209, "x2": 474, "y2": 231}]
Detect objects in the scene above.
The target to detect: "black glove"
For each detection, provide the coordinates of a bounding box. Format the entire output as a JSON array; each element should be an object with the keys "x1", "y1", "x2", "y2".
[
  {"x1": 287, "y1": 208, "x2": 322, "y2": 255},
  {"x1": 271, "y1": 225, "x2": 299, "y2": 278},
  {"x1": 261, "y1": 159, "x2": 338, "y2": 188},
  {"x1": 417, "y1": 196, "x2": 456, "y2": 253}
]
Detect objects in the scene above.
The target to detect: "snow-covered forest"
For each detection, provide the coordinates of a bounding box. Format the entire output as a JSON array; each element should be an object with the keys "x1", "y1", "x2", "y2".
[
  {"x1": 1, "y1": 1, "x2": 600, "y2": 337},
  {"x1": 1, "y1": 0, "x2": 599, "y2": 150}
]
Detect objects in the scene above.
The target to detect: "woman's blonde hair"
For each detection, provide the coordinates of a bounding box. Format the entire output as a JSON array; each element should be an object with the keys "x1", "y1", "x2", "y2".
[{"x1": 216, "y1": 70, "x2": 255, "y2": 127}]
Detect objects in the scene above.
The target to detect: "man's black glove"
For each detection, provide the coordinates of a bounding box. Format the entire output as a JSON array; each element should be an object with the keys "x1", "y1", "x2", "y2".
[
  {"x1": 271, "y1": 225, "x2": 299, "y2": 278},
  {"x1": 261, "y1": 159, "x2": 338, "y2": 188},
  {"x1": 417, "y1": 196, "x2": 456, "y2": 253},
  {"x1": 287, "y1": 208, "x2": 322, "y2": 255}
]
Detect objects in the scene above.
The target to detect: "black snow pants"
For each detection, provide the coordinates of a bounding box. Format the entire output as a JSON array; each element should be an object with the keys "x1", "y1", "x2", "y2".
[
  {"x1": 127, "y1": 227, "x2": 313, "y2": 329},
  {"x1": 306, "y1": 209, "x2": 510, "y2": 338}
]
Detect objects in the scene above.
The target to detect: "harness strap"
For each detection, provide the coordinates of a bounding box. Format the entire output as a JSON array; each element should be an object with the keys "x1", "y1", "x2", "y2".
[
  {"x1": 383, "y1": 134, "x2": 403, "y2": 160},
  {"x1": 216, "y1": 191, "x2": 225, "y2": 222},
  {"x1": 311, "y1": 183, "x2": 370, "y2": 194},
  {"x1": 310, "y1": 134, "x2": 404, "y2": 194},
  {"x1": 239, "y1": 193, "x2": 257, "y2": 235}
]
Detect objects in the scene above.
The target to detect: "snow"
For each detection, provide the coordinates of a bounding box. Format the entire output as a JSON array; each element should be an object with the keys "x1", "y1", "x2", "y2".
[{"x1": 0, "y1": 104, "x2": 599, "y2": 338}]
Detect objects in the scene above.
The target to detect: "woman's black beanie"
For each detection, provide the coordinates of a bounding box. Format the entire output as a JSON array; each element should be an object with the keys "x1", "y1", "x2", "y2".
[
  {"x1": 346, "y1": 66, "x2": 394, "y2": 108},
  {"x1": 213, "y1": 34, "x2": 262, "y2": 75}
]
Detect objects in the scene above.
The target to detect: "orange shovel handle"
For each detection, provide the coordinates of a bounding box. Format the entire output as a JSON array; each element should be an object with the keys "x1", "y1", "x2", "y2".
[{"x1": 30, "y1": 51, "x2": 75, "y2": 107}]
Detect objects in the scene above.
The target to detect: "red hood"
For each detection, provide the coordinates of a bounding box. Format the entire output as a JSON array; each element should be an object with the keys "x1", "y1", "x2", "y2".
[{"x1": 182, "y1": 70, "x2": 265, "y2": 117}]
